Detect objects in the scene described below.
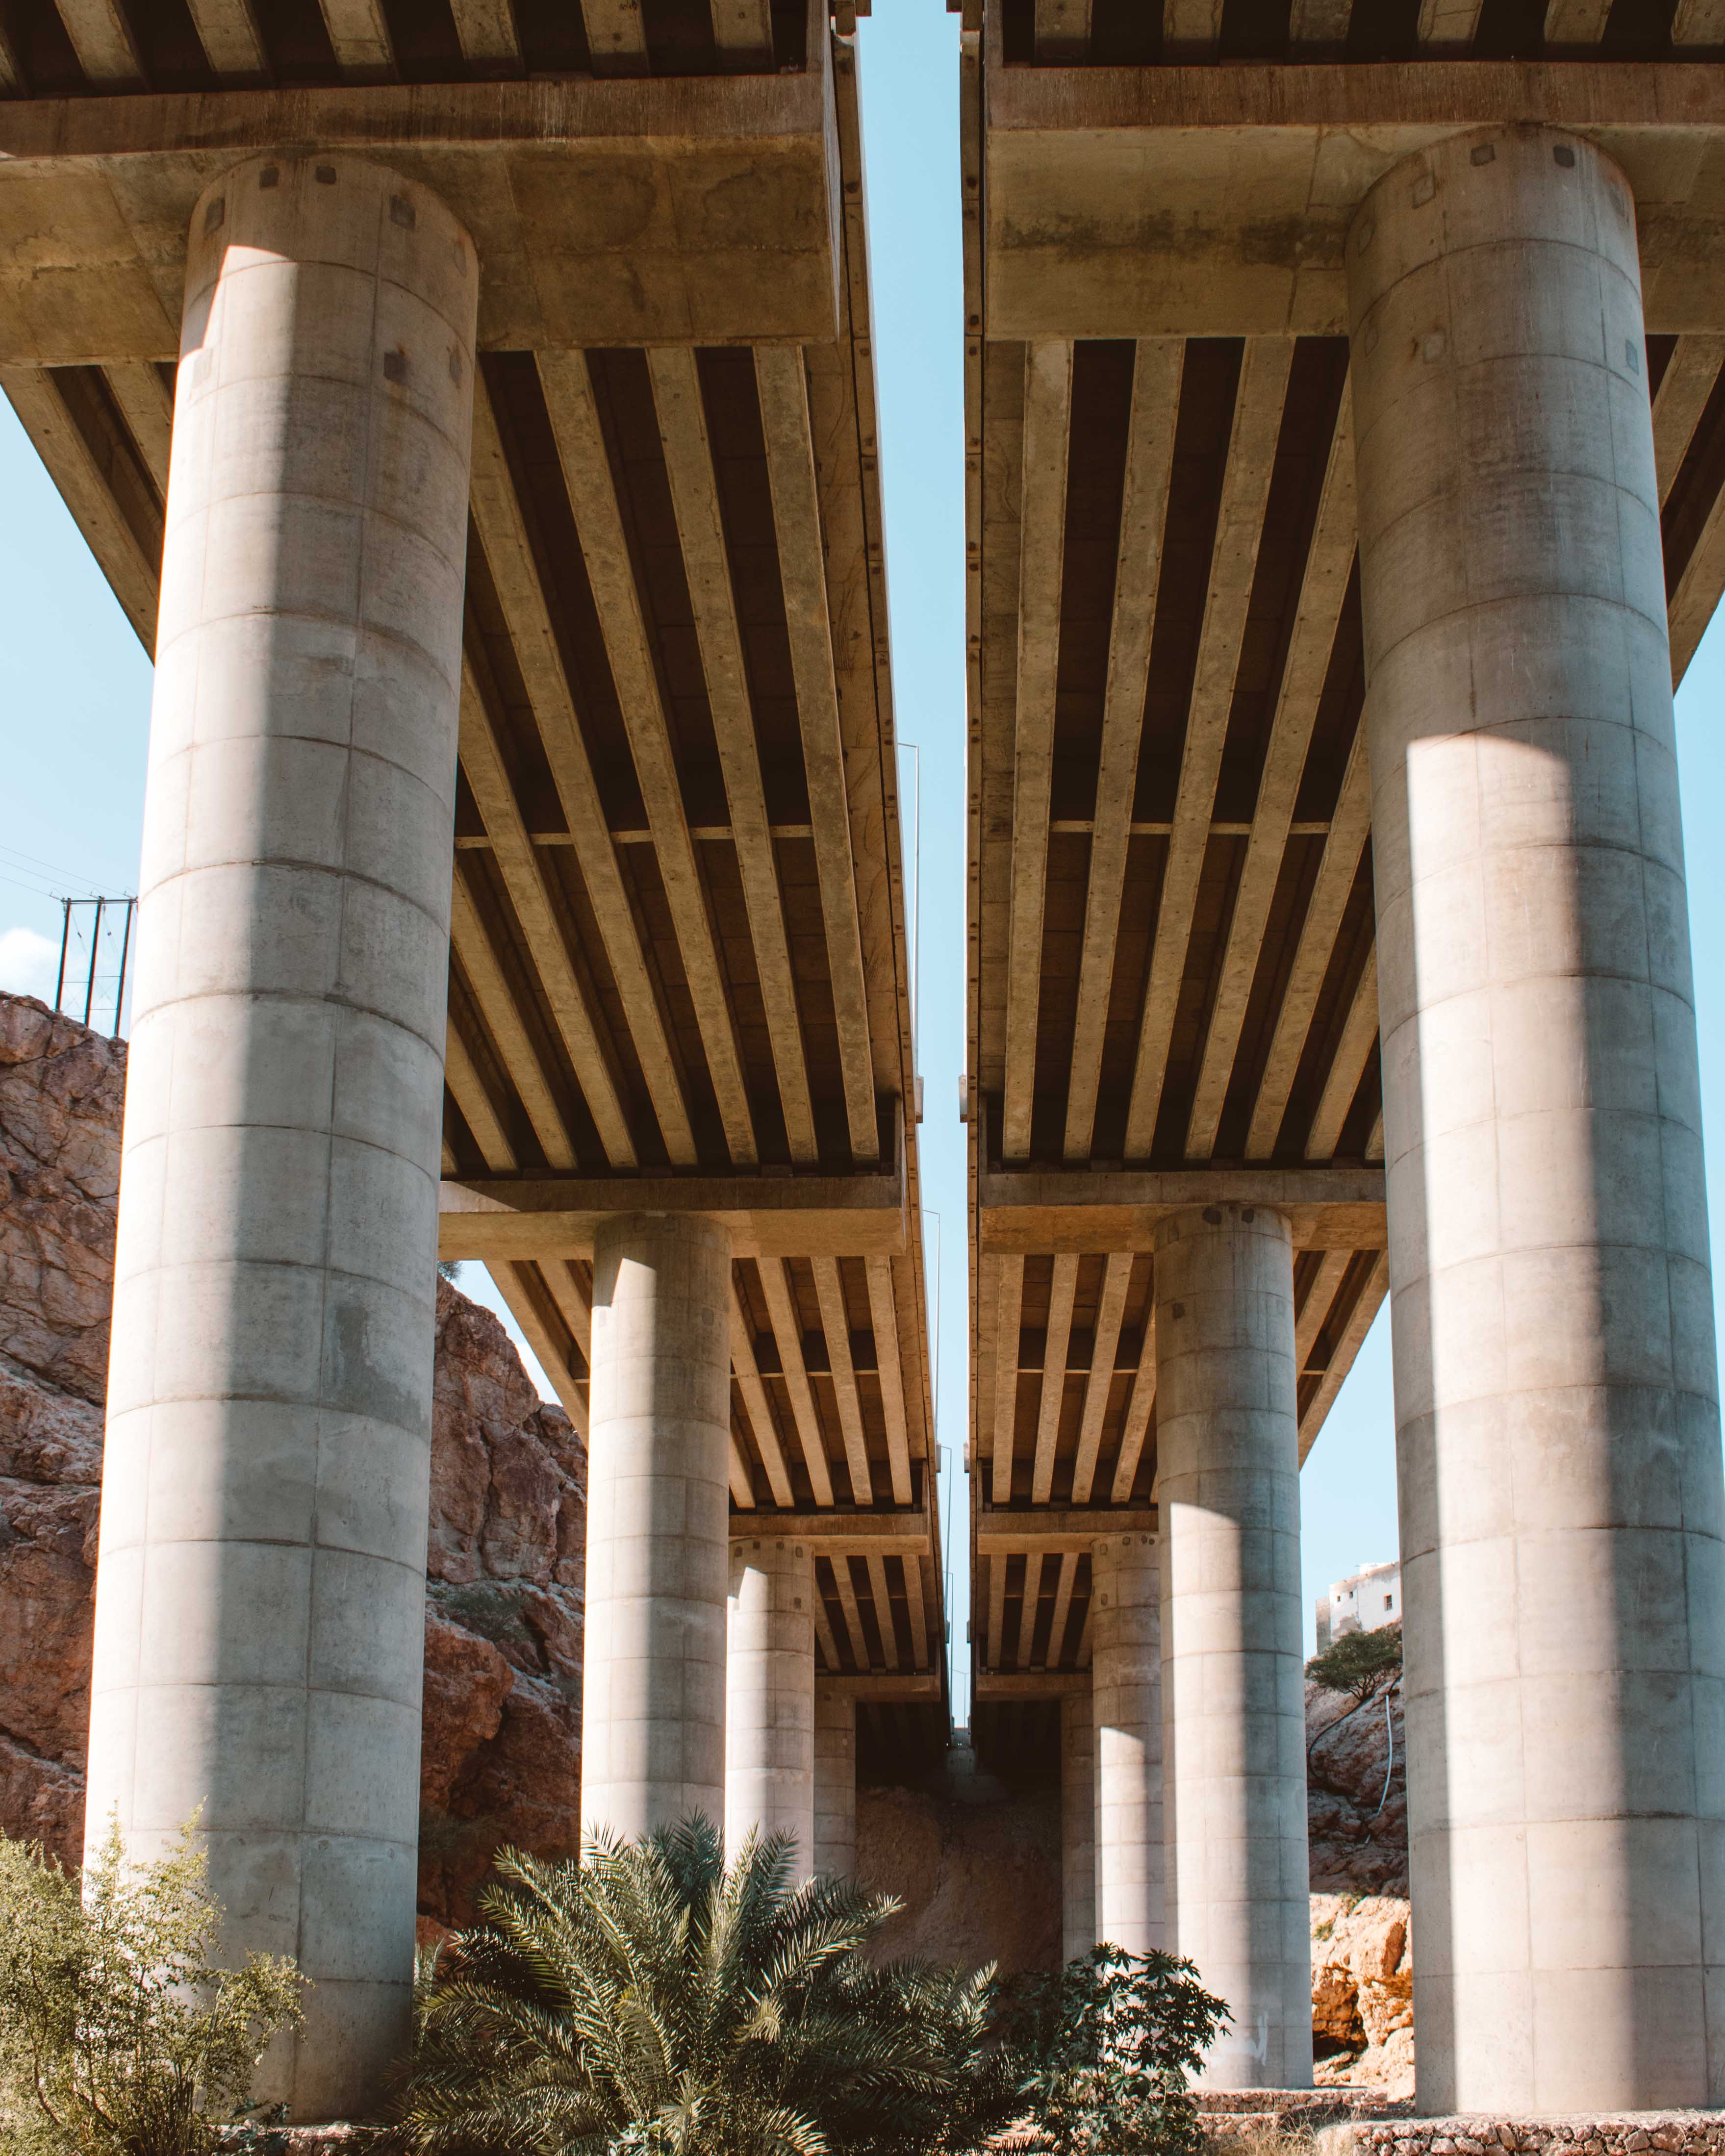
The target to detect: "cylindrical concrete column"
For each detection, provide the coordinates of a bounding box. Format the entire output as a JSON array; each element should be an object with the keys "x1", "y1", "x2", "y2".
[
  {"x1": 84, "y1": 155, "x2": 477, "y2": 2122},
  {"x1": 1154, "y1": 1203, "x2": 1309, "y2": 2090},
  {"x1": 1061, "y1": 1686, "x2": 1096, "y2": 1965},
  {"x1": 1091, "y1": 1530, "x2": 1162, "y2": 1956},
  {"x1": 813, "y1": 1688, "x2": 857, "y2": 1878},
  {"x1": 1349, "y1": 125, "x2": 1725, "y2": 2113},
  {"x1": 583, "y1": 1214, "x2": 732, "y2": 1841},
  {"x1": 726, "y1": 1535, "x2": 815, "y2": 1866}
]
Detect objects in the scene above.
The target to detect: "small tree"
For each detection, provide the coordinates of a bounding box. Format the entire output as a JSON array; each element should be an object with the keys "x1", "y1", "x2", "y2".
[
  {"x1": 997, "y1": 1945, "x2": 1229, "y2": 2156},
  {"x1": 0, "y1": 1815, "x2": 305, "y2": 2156},
  {"x1": 1306, "y1": 1625, "x2": 1401, "y2": 1704}
]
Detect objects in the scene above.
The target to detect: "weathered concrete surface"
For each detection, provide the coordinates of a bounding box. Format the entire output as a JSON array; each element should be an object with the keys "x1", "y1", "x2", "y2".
[
  {"x1": 1312, "y1": 1894, "x2": 1415, "y2": 2100},
  {"x1": 1352, "y1": 124, "x2": 1725, "y2": 2114},
  {"x1": 583, "y1": 1213, "x2": 731, "y2": 1842},
  {"x1": 984, "y1": 63, "x2": 1725, "y2": 341},
  {"x1": 1156, "y1": 1203, "x2": 1311, "y2": 2090},
  {"x1": 726, "y1": 1534, "x2": 815, "y2": 1866},
  {"x1": 1060, "y1": 1687, "x2": 1094, "y2": 1963},
  {"x1": 83, "y1": 152, "x2": 479, "y2": 2120},
  {"x1": 1091, "y1": 1530, "x2": 1162, "y2": 1956},
  {"x1": 0, "y1": 73, "x2": 843, "y2": 366},
  {"x1": 814, "y1": 1687, "x2": 856, "y2": 1879}
]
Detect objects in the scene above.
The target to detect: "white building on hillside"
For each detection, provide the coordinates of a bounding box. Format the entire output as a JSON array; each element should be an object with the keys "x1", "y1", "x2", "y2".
[{"x1": 1314, "y1": 1559, "x2": 1401, "y2": 1654}]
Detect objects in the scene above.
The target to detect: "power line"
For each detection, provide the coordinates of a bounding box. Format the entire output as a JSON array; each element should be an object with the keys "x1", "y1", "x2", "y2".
[{"x1": 0, "y1": 839, "x2": 115, "y2": 891}]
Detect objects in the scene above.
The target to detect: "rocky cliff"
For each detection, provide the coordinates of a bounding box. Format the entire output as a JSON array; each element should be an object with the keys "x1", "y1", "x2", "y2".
[
  {"x1": 1306, "y1": 1653, "x2": 1409, "y2": 2093},
  {"x1": 1307, "y1": 1659, "x2": 1407, "y2": 1897},
  {"x1": 1311, "y1": 1892, "x2": 1414, "y2": 2098},
  {"x1": 0, "y1": 991, "x2": 584, "y2": 1928}
]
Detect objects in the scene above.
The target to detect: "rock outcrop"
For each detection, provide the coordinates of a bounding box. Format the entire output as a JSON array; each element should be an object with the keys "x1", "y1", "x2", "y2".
[
  {"x1": 0, "y1": 991, "x2": 584, "y2": 1928},
  {"x1": 1311, "y1": 1892, "x2": 1414, "y2": 2099},
  {"x1": 1307, "y1": 1660, "x2": 1407, "y2": 1897},
  {"x1": 1306, "y1": 1648, "x2": 1410, "y2": 2093},
  {"x1": 418, "y1": 1281, "x2": 586, "y2": 1927}
]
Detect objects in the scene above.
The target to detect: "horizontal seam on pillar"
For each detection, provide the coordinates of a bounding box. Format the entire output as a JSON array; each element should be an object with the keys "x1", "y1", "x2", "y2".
[
  {"x1": 1365, "y1": 590, "x2": 1673, "y2": 677},
  {"x1": 140, "y1": 856, "x2": 457, "y2": 935},
  {"x1": 123, "y1": 1127, "x2": 443, "y2": 1167},
  {"x1": 119, "y1": 986, "x2": 453, "y2": 1061},
  {"x1": 101, "y1": 1679, "x2": 424, "y2": 1710},
  {"x1": 93, "y1": 1535, "x2": 436, "y2": 1572},
  {"x1": 152, "y1": 608, "x2": 465, "y2": 686},
  {"x1": 165, "y1": 484, "x2": 474, "y2": 566},
  {"x1": 163, "y1": 1821, "x2": 421, "y2": 1852}
]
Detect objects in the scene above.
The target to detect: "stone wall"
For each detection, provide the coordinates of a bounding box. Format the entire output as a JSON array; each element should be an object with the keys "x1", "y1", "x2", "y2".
[
  {"x1": 1351, "y1": 2119, "x2": 1725, "y2": 2156},
  {"x1": 0, "y1": 991, "x2": 585, "y2": 1927}
]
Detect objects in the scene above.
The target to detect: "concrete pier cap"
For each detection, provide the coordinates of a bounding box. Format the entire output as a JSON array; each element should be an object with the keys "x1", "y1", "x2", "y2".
[
  {"x1": 84, "y1": 148, "x2": 478, "y2": 2122},
  {"x1": 1348, "y1": 122, "x2": 1725, "y2": 2114}
]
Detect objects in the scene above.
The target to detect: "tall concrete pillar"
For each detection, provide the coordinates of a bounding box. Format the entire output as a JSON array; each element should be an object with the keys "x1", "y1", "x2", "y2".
[
  {"x1": 1154, "y1": 1203, "x2": 1309, "y2": 2089},
  {"x1": 1061, "y1": 1685, "x2": 1096, "y2": 1964},
  {"x1": 1349, "y1": 124, "x2": 1725, "y2": 2112},
  {"x1": 83, "y1": 154, "x2": 477, "y2": 2121},
  {"x1": 813, "y1": 1688, "x2": 857, "y2": 1877},
  {"x1": 583, "y1": 1214, "x2": 732, "y2": 1842},
  {"x1": 1091, "y1": 1530, "x2": 1162, "y2": 1955},
  {"x1": 726, "y1": 1535, "x2": 815, "y2": 1866}
]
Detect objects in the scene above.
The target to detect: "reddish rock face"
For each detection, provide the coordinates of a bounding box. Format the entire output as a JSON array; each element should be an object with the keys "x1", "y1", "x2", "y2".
[
  {"x1": 419, "y1": 1280, "x2": 585, "y2": 1926},
  {"x1": 0, "y1": 992, "x2": 584, "y2": 1924}
]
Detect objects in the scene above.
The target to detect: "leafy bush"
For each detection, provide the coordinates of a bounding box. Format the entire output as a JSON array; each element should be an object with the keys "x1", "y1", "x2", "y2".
[
  {"x1": 0, "y1": 1815, "x2": 305, "y2": 2156},
  {"x1": 995, "y1": 1945, "x2": 1229, "y2": 2156},
  {"x1": 392, "y1": 1815, "x2": 1016, "y2": 2156},
  {"x1": 1305, "y1": 1624, "x2": 1402, "y2": 1703}
]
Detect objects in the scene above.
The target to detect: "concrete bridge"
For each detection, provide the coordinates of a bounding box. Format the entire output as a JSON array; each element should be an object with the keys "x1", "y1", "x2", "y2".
[
  {"x1": 3, "y1": 0, "x2": 1725, "y2": 2127},
  {"x1": 961, "y1": 0, "x2": 1725, "y2": 2117}
]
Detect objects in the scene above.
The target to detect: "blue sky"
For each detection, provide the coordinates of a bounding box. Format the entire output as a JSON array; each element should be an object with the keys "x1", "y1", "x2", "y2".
[{"x1": 3, "y1": 0, "x2": 1724, "y2": 1724}]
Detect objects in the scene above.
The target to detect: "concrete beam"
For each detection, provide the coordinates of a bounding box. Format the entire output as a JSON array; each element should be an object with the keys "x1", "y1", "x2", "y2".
[
  {"x1": 818, "y1": 1672, "x2": 942, "y2": 1700},
  {"x1": 985, "y1": 59, "x2": 1725, "y2": 337},
  {"x1": 734, "y1": 1508, "x2": 933, "y2": 1557},
  {"x1": 0, "y1": 74, "x2": 840, "y2": 364},
  {"x1": 438, "y1": 1160, "x2": 908, "y2": 1262},
  {"x1": 977, "y1": 1164, "x2": 1385, "y2": 1253},
  {"x1": 976, "y1": 1505, "x2": 1159, "y2": 1555},
  {"x1": 974, "y1": 1668, "x2": 1087, "y2": 1698}
]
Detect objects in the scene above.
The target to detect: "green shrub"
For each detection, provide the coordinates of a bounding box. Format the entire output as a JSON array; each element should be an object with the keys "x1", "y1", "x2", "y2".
[
  {"x1": 1305, "y1": 1625, "x2": 1402, "y2": 1703},
  {"x1": 0, "y1": 1814, "x2": 305, "y2": 2156},
  {"x1": 996, "y1": 1944, "x2": 1229, "y2": 2156},
  {"x1": 392, "y1": 1815, "x2": 1015, "y2": 2156}
]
